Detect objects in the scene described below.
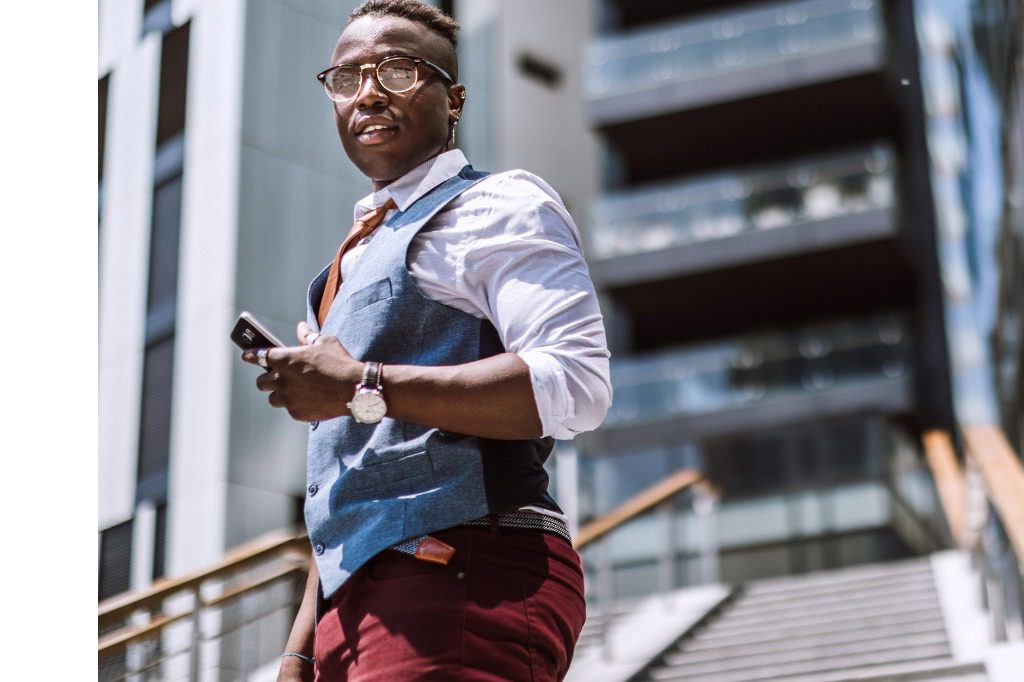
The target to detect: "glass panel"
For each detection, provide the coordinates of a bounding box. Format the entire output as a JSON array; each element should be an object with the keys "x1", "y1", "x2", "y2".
[
  {"x1": 589, "y1": 144, "x2": 894, "y2": 260},
  {"x1": 156, "y1": 22, "x2": 190, "y2": 147},
  {"x1": 146, "y1": 174, "x2": 182, "y2": 343},
  {"x1": 585, "y1": 0, "x2": 883, "y2": 99},
  {"x1": 604, "y1": 312, "x2": 910, "y2": 427},
  {"x1": 99, "y1": 519, "x2": 133, "y2": 600},
  {"x1": 137, "y1": 335, "x2": 174, "y2": 501},
  {"x1": 99, "y1": 75, "x2": 109, "y2": 183}
]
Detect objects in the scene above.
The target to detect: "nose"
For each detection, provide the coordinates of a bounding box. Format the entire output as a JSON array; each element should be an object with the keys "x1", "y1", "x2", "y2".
[{"x1": 353, "y1": 67, "x2": 389, "y2": 110}]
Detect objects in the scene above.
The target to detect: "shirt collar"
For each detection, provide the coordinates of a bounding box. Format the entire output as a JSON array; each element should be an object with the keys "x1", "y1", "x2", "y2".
[{"x1": 353, "y1": 149, "x2": 469, "y2": 220}]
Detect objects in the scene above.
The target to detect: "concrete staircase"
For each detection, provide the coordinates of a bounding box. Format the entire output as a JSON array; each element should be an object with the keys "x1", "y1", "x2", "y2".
[
  {"x1": 566, "y1": 553, "x2": 1024, "y2": 682},
  {"x1": 638, "y1": 557, "x2": 991, "y2": 675},
  {"x1": 633, "y1": 557, "x2": 987, "y2": 682}
]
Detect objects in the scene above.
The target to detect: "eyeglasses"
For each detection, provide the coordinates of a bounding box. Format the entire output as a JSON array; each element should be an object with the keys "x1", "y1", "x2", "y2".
[{"x1": 316, "y1": 55, "x2": 454, "y2": 101}]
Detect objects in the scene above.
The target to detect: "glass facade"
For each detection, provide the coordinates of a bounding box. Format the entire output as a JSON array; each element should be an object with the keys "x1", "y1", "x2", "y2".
[
  {"x1": 589, "y1": 145, "x2": 894, "y2": 260},
  {"x1": 585, "y1": 0, "x2": 882, "y2": 99},
  {"x1": 605, "y1": 312, "x2": 910, "y2": 427},
  {"x1": 579, "y1": 416, "x2": 936, "y2": 597}
]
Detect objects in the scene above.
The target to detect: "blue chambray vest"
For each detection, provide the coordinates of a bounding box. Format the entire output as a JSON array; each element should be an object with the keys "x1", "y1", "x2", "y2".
[{"x1": 304, "y1": 166, "x2": 558, "y2": 598}]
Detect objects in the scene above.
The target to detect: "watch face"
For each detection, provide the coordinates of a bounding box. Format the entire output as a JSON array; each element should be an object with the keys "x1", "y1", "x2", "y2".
[{"x1": 350, "y1": 390, "x2": 387, "y2": 424}]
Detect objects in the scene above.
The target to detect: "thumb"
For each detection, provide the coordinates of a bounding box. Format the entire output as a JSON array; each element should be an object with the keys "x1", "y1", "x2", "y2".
[{"x1": 296, "y1": 321, "x2": 320, "y2": 346}]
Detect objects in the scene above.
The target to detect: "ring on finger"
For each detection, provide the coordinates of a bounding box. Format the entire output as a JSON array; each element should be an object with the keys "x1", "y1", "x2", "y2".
[{"x1": 256, "y1": 348, "x2": 270, "y2": 369}]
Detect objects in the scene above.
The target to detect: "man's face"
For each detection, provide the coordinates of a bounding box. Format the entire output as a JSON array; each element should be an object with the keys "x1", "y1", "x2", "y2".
[{"x1": 329, "y1": 15, "x2": 461, "y2": 188}]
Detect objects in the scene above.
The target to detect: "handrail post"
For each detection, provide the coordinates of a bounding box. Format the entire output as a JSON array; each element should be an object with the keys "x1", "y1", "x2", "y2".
[
  {"x1": 658, "y1": 499, "x2": 675, "y2": 597},
  {"x1": 597, "y1": 537, "x2": 614, "y2": 662},
  {"x1": 694, "y1": 483, "x2": 719, "y2": 585},
  {"x1": 189, "y1": 586, "x2": 202, "y2": 682}
]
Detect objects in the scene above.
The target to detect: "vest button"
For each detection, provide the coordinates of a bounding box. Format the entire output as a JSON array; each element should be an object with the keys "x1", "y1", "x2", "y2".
[
  {"x1": 314, "y1": 543, "x2": 325, "y2": 555},
  {"x1": 308, "y1": 483, "x2": 319, "y2": 497}
]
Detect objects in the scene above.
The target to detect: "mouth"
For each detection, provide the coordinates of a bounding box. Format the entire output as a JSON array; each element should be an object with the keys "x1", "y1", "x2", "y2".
[{"x1": 355, "y1": 123, "x2": 398, "y2": 145}]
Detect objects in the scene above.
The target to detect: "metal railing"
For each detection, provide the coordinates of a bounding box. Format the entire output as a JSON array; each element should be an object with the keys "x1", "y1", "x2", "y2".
[
  {"x1": 923, "y1": 425, "x2": 1024, "y2": 642},
  {"x1": 573, "y1": 468, "x2": 717, "y2": 659},
  {"x1": 98, "y1": 527, "x2": 309, "y2": 681}
]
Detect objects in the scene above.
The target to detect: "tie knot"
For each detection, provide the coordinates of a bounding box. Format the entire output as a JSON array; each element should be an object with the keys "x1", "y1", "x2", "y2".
[{"x1": 358, "y1": 198, "x2": 397, "y2": 228}]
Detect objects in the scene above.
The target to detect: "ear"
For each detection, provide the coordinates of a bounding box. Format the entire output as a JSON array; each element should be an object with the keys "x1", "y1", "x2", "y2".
[{"x1": 447, "y1": 84, "x2": 466, "y2": 122}]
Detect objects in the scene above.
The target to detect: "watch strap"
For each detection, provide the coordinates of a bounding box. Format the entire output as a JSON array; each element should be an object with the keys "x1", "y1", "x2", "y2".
[{"x1": 361, "y1": 361, "x2": 382, "y2": 390}]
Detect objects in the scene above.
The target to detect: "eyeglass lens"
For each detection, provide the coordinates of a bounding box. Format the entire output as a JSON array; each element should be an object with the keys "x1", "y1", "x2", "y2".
[{"x1": 326, "y1": 58, "x2": 419, "y2": 99}]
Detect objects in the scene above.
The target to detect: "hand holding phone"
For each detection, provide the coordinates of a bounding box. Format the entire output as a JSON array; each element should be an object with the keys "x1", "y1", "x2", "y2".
[{"x1": 231, "y1": 311, "x2": 284, "y2": 350}]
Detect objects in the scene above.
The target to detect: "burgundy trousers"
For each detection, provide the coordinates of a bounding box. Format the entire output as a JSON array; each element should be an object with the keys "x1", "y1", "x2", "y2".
[{"x1": 313, "y1": 525, "x2": 587, "y2": 681}]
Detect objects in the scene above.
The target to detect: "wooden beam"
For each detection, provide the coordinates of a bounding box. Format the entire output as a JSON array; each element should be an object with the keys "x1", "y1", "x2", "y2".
[
  {"x1": 963, "y1": 425, "x2": 1024, "y2": 561},
  {"x1": 574, "y1": 469, "x2": 702, "y2": 550},
  {"x1": 922, "y1": 429, "x2": 966, "y2": 547}
]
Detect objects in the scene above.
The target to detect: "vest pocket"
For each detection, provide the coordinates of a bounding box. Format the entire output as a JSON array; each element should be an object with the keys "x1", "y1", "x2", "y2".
[
  {"x1": 344, "y1": 277, "x2": 393, "y2": 312},
  {"x1": 349, "y1": 449, "x2": 434, "y2": 495}
]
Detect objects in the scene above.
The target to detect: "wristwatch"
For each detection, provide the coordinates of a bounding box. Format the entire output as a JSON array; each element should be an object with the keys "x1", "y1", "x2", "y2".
[{"x1": 347, "y1": 361, "x2": 387, "y2": 424}]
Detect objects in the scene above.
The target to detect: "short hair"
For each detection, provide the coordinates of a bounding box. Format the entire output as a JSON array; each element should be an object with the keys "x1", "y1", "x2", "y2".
[{"x1": 349, "y1": 0, "x2": 460, "y2": 49}]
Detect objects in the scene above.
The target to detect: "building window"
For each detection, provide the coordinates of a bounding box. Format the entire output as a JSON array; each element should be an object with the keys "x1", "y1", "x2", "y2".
[
  {"x1": 144, "y1": 174, "x2": 183, "y2": 342},
  {"x1": 99, "y1": 519, "x2": 134, "y2": 600},
  {"x1": 136, "y1": 334, "x2": 175, "y2": 502},
  {"x1": 142, "y1": 0, "x2": 174, "y2": 36},
  {"x1": 136, "y1": 22, "x2": 189, "y2": 512},
  {"x1": 99, "y1": 75, "x2": 109, "y2": 183},
  {"x1": 152, "y1": 503, "x2": 168, "y2": 581},
  {"x1": 156, "y1": 22, "x2": 190, "y2": 147}
]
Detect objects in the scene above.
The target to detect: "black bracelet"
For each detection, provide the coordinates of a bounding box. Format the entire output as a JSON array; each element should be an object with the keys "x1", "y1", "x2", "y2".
[{"x1": 282, "y1": 652, "x2": 315, "y2": 666}]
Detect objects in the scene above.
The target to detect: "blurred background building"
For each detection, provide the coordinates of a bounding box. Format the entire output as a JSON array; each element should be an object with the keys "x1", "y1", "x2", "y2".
[{"x1": 98, "y1": 0, "x2": 1023, "y2": 680}]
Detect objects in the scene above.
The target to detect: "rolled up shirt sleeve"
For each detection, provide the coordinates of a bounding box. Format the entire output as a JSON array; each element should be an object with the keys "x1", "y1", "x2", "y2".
[{"x1": 411, "y1": 170, "x2": 612, "y2": 440}]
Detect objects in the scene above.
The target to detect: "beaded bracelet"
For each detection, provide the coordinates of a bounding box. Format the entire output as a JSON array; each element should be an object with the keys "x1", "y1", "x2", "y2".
[{"x1": 282, "y1": 652, "x2": 315, "y2": 666}]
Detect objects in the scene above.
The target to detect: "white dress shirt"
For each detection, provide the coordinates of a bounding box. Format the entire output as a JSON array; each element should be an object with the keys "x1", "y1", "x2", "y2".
[{"x1": 342, "y1": 149, "x2": 612, "y2": 440}]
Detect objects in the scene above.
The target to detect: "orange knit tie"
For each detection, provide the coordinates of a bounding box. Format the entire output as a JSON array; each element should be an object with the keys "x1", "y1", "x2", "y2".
[{"x1": 317, "y1": 198, "x2": 396, "y2": 327}]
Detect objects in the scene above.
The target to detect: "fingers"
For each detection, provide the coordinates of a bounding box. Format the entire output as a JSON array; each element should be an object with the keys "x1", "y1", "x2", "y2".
[
  {"x1": 255, "y1": 370, "x2": 279, "y2": 392},
  {"x1": 297, "y1": 321, "x2": 320, "y2": 346},
  {"x1": 241, "y1": 346, "x2": 281, "y2": 369}
]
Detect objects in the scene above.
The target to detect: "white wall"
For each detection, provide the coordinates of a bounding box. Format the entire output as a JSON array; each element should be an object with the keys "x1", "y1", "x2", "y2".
[
  {"x1": 221, "y1": 0, "x2": 367, "y2": 550},
  {"x1": 457, "y1": 0, "x2": 599, "y2": 222},
  {"x1": 98, "y1": 18, "x2": 160, "y2": 530}
]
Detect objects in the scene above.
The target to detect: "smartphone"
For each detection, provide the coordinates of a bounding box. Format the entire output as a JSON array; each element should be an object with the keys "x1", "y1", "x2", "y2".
[{"x1": 231, "y1": 311, "x2": 284, "y2": 350}]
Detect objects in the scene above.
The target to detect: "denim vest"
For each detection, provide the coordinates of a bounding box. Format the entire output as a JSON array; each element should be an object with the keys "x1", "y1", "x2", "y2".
[{"x1": 304, "y1": 166, "x2": 558, "y2": 597}]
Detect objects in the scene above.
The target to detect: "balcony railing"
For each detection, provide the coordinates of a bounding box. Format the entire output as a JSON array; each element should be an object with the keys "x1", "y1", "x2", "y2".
[
  {"x1": 605, "y1": 312, "x2": 911, "y2": 428},
  {"x1": 590, "y1": 144, "x2": 894, "y2": 261},
  {"x1": 585, "y1": 0, "x2": 883, "y2": 102}
]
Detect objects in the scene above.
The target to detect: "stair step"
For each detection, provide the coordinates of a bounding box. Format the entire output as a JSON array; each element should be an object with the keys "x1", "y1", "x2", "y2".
[
  {"x1": 740, "y1": 559, "x2": 932, "y2": 598},
  {"x1": 728, "y1": 576, "x2": 937, "y2": 614},
  {"x1": 700, "y1": 591, "x2": 940, "y2": 634},
  {"x1": 646, "y1": 642, "x2": 951, "y2": 681},
  {"x1": 655, "y1": 631, "x2": 949, "y2": 677},
  {"x1": 737, "y1": 571, "x2": 936, "y2": 610},
  {"x1": 670, "y1": 620, "x2": 948, "y2": 664},
  {"x1": 768, "y1": 657, "x2": 988, "y2": 682},
  {"x1": 681, "y1": 604, "x2": 945, "y2": 651}
]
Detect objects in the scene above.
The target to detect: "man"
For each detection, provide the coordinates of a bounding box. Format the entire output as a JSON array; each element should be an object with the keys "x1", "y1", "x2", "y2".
[{"x1": 243, "y1": 1, "x2": 610, "y2": 680}]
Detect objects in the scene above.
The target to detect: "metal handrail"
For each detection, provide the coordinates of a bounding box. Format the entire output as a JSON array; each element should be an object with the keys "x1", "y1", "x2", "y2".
[
  {"x1": 962, "y1": 425, "x2": 1024, "y2": 561},
  {"x1": 574, "y1": 468, "x2": 704, "y2": 550},
  {"x1": 98, "y1": 526, "x2": 309, "y2": 673},
  {"x1": 922, "y1": 424, "x2": 1024, "y2": 641},
  {"x1": 98, "y1": 471, "x2": 710, "y2": 677},
  {"x1": 923, "y1": 430, "x2": 967, "y2": 547}
]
